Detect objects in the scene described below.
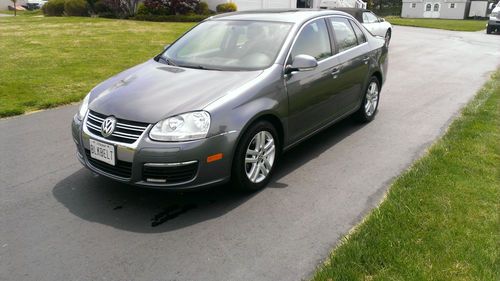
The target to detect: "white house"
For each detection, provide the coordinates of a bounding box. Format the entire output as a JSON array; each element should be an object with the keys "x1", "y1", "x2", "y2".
[
  {"x1": 401, "y1": 0, "x2": 490, "y2": 19},
  {"x1": 205, "y1": 0, "x2": 365, "y2": 11}
]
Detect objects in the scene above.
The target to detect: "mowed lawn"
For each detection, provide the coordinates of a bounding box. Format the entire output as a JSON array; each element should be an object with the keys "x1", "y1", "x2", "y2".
[
  {"x1": 387, "y1": 16, "x2": 487, "y2": 31},
  {"x1": 0, "y1": 16, "x2": 194, "y2": 117},
  {"x1": 313, "y1": 71, "x2": 500, "y2": 280}
]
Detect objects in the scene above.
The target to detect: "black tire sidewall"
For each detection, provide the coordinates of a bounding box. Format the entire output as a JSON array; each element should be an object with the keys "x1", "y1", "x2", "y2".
[
  {"x1": 356, "y1": 76, "x2": 380, "y2": 123},
  {"x1": 231, "y1": 120, "x2": 279, "y2": 191}
]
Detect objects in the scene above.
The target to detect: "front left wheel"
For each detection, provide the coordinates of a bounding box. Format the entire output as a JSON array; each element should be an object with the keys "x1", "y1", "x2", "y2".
[{"x1": 231, "y1": 120, "x2": 279, "y2": 191}]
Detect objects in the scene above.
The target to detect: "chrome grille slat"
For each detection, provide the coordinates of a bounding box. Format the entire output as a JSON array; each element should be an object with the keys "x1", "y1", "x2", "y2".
[
  {"x1": 115, "y1": 124, "x2": 146, "y2": 132},
  {"x1": 86, "y1": 111, "x2": 149, "y2": 144}
]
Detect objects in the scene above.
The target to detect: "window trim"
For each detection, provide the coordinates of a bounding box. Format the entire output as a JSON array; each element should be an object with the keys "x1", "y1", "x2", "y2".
[
  {"x1": 284, "y1": 16, "x2": 335, "y2": 66},
  {"x1": 282, "y1": 15, "x2": 369, "y2": 72},
  {"x1": 348, "y1": 19, "x2": 367, "y2": 45}
]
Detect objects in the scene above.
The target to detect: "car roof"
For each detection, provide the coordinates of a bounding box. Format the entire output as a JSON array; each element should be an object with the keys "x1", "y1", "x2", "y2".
[{"x1": 209, "y1": 9, "x2": 352, "y2": 24}]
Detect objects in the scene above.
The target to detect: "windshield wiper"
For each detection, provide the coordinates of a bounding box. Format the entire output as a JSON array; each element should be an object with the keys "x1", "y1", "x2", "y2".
[
  {"x1": 157, "y1": 56, "x2": 177, "y2": 66},
  {"x1": 177, "y1": 64, "x2": 222, "y2": 71}
]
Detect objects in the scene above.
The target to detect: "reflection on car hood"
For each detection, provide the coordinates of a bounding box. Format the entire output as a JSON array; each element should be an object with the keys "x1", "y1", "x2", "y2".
[{"x1": 88, "y1": 59, "x2": 263, "y2": 123}]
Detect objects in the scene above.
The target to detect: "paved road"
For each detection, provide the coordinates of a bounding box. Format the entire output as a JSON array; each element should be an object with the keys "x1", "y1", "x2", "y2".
[{"x1": 1, "y1": 26, "x2": 499, "y2": 281}]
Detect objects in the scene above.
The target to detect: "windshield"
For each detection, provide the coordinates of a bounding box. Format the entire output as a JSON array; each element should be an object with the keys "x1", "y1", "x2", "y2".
[{"x1": 162, "y1": 20, "x2": 293, "y2": 71}]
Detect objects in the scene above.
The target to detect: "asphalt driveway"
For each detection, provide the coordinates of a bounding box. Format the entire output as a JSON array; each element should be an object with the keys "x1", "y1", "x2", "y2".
[{"x1": 1, "y1": 26, "x2": 499, "y2": 281}]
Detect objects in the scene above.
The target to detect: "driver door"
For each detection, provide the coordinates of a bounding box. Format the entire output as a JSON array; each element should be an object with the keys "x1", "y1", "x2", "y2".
[{"x1": 285, "y1": 18, "x2": 342, "y2": 143}]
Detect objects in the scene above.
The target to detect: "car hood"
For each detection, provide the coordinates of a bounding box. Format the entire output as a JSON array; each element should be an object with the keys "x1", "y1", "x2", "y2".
[{"x1": 88, "y1": 59, "x2": 264, "y2": 124}]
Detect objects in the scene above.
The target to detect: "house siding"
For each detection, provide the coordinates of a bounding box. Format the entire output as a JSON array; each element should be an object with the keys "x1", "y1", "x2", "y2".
[{"x1": 402, "y1": 0, "x2": 469, "y2": 19}]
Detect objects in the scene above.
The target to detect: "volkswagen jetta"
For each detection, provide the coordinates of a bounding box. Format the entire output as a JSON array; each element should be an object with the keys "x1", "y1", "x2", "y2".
[{"x1": 72, "y1": 9, "x2": 388, "y2": 191}]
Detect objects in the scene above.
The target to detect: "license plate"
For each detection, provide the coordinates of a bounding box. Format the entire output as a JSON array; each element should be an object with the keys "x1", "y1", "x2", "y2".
[{"x1": 89, "y1": 139, "x2": 116, "y2": 166}]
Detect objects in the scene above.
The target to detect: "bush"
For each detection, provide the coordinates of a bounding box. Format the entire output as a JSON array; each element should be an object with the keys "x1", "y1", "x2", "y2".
[
  {"x1": 132, "y1": 14, "x2": 210, "y2": 22},
  {"x1": 169, "y1": 0, "x2": 198, "y2": 15},
  {"x1": 42, "y1": 0, "x2": 66, "y2": 16},
  {"x1": 139, "y1": 0, "x2": 169, "y2": 15},
  {"x1": 93, "y1": 0, "x2": 111, "y2": 13},
  {"x1": 195, "y1": 1, "x2": 209, "y2": 15},
  {"x1": 216, "y1": 2, "x2": 236, "y2": 13},
  {"x1": 64, "y1": 0, "x2": 89, "y2": 16}
]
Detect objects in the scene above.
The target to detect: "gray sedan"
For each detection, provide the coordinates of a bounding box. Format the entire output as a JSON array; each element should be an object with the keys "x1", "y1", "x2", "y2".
[{"x1": 71, "y1": 9, "x2": 388, "y2": 191}]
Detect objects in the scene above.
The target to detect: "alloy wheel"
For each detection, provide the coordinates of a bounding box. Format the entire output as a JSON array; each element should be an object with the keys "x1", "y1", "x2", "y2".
[
  {"x1": 245, "y1": 131, "x2": 276, "y2": 183},
  {"x1": 364, "y1": 81, "x2": 379, "y2": 117}
]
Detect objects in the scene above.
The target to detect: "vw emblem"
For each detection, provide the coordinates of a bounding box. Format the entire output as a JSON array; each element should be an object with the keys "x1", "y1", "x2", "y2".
[{"x1": 101, "y1": 116, "x2": 116, "y2": 138}]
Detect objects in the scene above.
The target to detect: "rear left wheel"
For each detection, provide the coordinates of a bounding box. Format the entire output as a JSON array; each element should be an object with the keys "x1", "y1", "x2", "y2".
[
  {"x1": 231, "y1": 120, "x2": 279, "y2": 191},
  {"x1": 355, "y1": 76, "x2": 380, "y2": 123}
]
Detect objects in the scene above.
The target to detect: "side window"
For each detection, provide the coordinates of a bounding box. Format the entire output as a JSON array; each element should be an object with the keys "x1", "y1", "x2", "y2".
[
  {"x1": 291, "y1": 19, "x2": 332, "y2": 61},
  {"x1": 330, "y1": 17, "x2": 358, "y2": 52},
  {"x1": 363, "y1": 12, "x2": 378, "y2": 23},
  {"x1": 349, "y1": 20, "x2": 366, "y2": 44}
]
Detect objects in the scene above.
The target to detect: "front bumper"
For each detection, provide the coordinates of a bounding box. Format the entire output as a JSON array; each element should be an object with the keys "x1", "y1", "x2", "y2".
[{"x1": 72, "y1": 114, "x2": 237, "y2": 189}]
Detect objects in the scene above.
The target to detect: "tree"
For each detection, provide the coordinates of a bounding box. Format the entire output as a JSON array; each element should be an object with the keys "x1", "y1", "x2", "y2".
[{"x1": 10, "y1": 0, "x2": 17, "y2": 16}]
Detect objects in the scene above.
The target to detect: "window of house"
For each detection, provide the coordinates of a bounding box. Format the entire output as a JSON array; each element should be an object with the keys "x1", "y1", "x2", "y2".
[
  {"x1": 291, "y1": 19, "x2": 332, "y2": 61},
  {"x1": 433, "y1": 3, "x2": 440, "y2": 11},
  {"x1": 450, "y1": 3, "x2": 456, "y2": 8},
  {"x1": 411, "y1": 3, "x2": 416, "y2": 8},
  {"x1": 330, "y1": 17, "x2": 358, "y2": 52},
  {"x1": 425, "y1": 3, "x2": 432, "y2": 11}
]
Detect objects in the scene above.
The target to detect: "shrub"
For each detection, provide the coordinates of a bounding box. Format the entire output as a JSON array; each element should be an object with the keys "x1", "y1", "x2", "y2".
[
  {"x1": 140, "y1": 0, "x2": 169, "y2": 15},
  {"x1": 64, "y1": 0, "x2": 89, "y2": 16},
  {"x1": 169, "y1": 0, "x2": 198, "y2": 15},
  {"x1": 195, "y1": 1, "x2": 209, "y2": 15},
  {"x1": 216, "y1": 2, "x2": 236, "y2": 13},
  {"x1": 132, "y1": 14, "x2": 209, "y2": 22},
  {"x1": 42, "y1": 0, "x2": 66, "y2": 16},
  {"x1": 93, "y1": 0, "x2": 111, "y2": 13}
]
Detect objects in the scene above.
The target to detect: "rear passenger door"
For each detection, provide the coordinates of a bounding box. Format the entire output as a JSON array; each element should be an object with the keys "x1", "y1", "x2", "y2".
[{"x1": 328, "y1": 17, "x2": 371, "y2": 115}]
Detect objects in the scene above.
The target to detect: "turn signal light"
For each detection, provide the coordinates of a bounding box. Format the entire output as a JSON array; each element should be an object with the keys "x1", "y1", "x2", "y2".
[{"x1": 207, "y1": 153, "x2": 223, "y2": 163}]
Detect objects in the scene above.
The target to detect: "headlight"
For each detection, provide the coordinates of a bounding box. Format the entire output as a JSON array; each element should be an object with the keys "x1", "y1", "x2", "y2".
[
  {"x1": 149, "y1": 111, "x2": 211, "y2": 141},
  {"x1": 77, "y1": 94, "x2": 90, "y2": 120}
]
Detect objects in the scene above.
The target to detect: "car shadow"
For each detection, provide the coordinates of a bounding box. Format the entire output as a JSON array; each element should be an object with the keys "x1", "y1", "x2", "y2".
[{"x1": 52, "y1": 116, "x2": 365, "y2": 233}]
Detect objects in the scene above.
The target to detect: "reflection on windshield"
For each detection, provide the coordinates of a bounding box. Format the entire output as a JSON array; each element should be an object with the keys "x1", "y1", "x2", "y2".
[{"x1": 162, "y1": 20, "x2": 293, "y2": 71}]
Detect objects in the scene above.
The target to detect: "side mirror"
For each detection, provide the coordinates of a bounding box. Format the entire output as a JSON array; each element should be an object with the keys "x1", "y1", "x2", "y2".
[
  {"x1": 285, "y1": 54, "x2": 318, "y2": 74},
  {"x1": 379, "y1": 18, "x2": 385, "y2": 22},
  {"x1": 164, "y1": 44, "x2": 171, "y2": 50}
]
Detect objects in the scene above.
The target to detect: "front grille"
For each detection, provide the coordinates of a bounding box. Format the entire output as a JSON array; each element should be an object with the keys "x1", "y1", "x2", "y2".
[
  {"x1": 85, "y1": 149, "x2": 132, "y2": 178},
  {"x1": 143, "y1": 162, "x2": 198, "y2": 184},
  {"x1": 86, "y1": 110, "x2": 149, "y2": 144}
]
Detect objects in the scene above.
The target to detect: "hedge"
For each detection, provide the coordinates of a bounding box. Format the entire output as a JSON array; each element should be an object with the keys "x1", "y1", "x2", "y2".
[{"x1": 132, "y1": 14, "x2": 211, "y2": 22}]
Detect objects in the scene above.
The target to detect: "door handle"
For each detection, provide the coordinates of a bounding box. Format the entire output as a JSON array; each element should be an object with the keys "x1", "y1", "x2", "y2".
[
  {"x1": 331, "y1": 67, "x2": 341, "y2": 77},
  {"x1": 362, "y1": 56, "x2": 370, "y2": 64}
]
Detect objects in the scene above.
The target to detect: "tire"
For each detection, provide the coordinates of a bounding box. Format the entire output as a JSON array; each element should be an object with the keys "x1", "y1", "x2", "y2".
[
  {"x1": 385, "y1": 29, "x2": 391, "y2": 47},
  {"x1": 486, "y1": 25, "x2": 492, "y2": 34},
  {"x1": 355, "y1": 76, "x2": 380, "y2": 123},
  {"x1": 231, "y1": 120, "x2": 279, "y2": 192}
]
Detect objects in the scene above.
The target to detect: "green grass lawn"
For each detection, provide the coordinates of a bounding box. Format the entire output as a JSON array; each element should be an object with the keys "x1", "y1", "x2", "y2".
[
  {"x1": 0, "y1": 16, "x2": 194, "y2": 117},
  {"x1": 313, "y1": 70, "x2": 500, "y2": 280},
  {"x1": 387, "y1": 16, "x2": 488, "y2": 31}
]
